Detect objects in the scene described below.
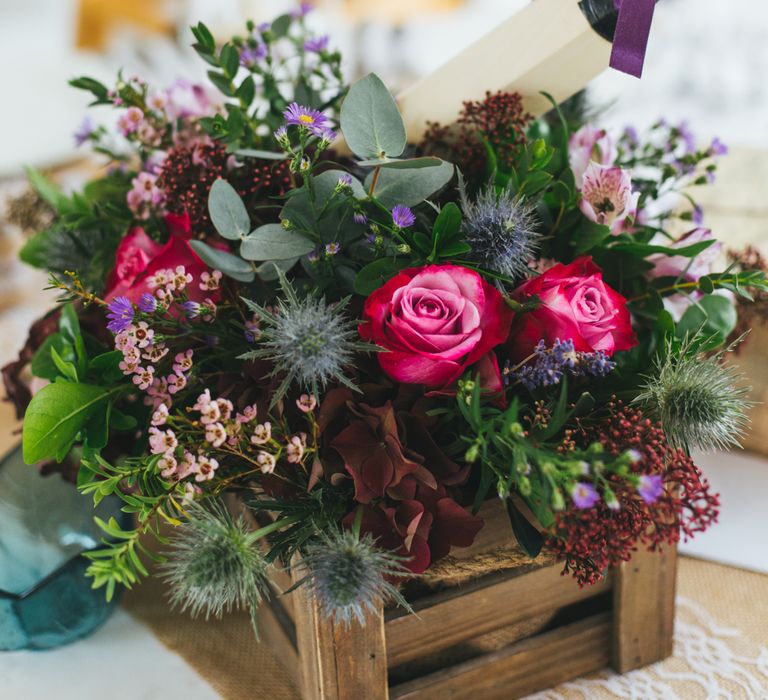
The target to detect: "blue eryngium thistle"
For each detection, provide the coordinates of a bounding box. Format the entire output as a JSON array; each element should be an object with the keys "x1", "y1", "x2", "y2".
[
  {"x1": 460, "y1": 181, "x2": 540, "y2": 280},
  {"x1": 300, "y1": 530, "x2": 411, "y2": 627},
  {"x1": 161, "y1": 500, "x2": 269, "y2": 630},
  {"x1": 240, "y1": 271, "x2": 374, "y2": 405},
  {"x1": 634, "y1": 339, "x2": 752, "y2": 452}
]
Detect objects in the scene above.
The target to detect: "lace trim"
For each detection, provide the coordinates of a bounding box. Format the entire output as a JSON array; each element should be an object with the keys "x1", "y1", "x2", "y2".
[{"x1": 528, "y1": 596, "x2": 768, "y2": 699}]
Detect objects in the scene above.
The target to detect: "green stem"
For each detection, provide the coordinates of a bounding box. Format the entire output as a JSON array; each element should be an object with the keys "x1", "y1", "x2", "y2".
[{"x1": 249, "y1": 514, "x2": 303, "y2": 541}]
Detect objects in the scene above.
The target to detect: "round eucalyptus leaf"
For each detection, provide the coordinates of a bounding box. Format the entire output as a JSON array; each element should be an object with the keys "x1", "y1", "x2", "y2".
[
  {"x1": 189, "y1": 240, "x2": 255, "y2": 282},
  {"x1": 241, "y1": 224, "x2": 315, "y2": 261},
  {"x1": 208, "y1": 179, "x2": 251, "y2": 240}
]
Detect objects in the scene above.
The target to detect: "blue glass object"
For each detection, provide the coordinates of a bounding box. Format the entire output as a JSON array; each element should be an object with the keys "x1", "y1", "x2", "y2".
[{"x1": 0, "y1": 444, "x2": 125, "y2": 650}]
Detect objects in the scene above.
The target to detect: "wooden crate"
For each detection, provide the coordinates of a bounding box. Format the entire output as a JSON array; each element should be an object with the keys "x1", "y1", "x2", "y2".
[{"x1": 252, "y1": 498, "x2": 677, "y2": 700}]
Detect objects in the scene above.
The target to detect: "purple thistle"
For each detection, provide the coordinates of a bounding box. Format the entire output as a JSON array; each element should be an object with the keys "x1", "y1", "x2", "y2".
[
  {"x1": 283, "y1": 102, "x2": 329, "y2": 137},
  {"x1": 240, "y1": 43, "x2": 267, "y2": 67},
  {"x1": 137, "y1": 293, "x2": 157, "y2": 314},
  {"x1": 106, "y1": 296, "x2": 134, "y2": 333},
  {"x1": 304, "y1": 35, "x2": 329, "y2": 53},
  {"x1": 571, "y1": 482, "x2": 600, "y2": 509},
  {"x1": 74, "y1": 116, "x2": 95, "y2": 147},
  {"x1": 391, "y1": 204, "x2": 415, "y2": 229},
  {"x1": 637, "y1": 474, "x2": 664, "y2": 504},
  {"x1": 353, "y1": 212, "x2": 368, "y2": 225}
]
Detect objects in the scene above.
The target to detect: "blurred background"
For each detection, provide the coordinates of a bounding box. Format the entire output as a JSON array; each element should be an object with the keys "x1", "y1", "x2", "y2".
[{"x1": 0, "y1": 0, "x2": 766, "y2": 547}]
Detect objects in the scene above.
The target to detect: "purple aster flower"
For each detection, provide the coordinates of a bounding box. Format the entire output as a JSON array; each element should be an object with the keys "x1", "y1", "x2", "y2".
[
  {"x1": 291, "y1": 2, "x2": 314, "y2": 19},
  {"x1": 304, "y1": 35, "x2": 329, "y2": 53},
  {"x1": 353, "y1": 212, "x2": 368, "y2": 225},
  {"x1": 709, "y1": 137, "x2": 728, "y2": 157},
  {"x1": 74, "y1": 116, "x2": 95, "y2": 147},
  {"x1": 325, "y1": 242, "x2": 341, "y2": 256},
  {"x1": 677, "y1": 121, "x2": 696, "y2": 154},
  {"x1": 337, "y1": 173, "x2": 353, "y2": 187},
  {"x1": 181, "y1": 301, "x2": 202, "y2": 318},
  {"x1": 391, "y1": 204, "x2": 415, "y2": 229},
  {"x1": 240, "y1": 43, "x2": 267, "y2": 67},
  {"x1": 318, "y1": 128, "x2": 337, "y2": 143},
  {"x1": 257, "y1": 21, "x2": 271, "y2": 33},
  {"x1": 692, "y1": 204, "x2": 704, "y2": 225},
  {"x1": 637, "y1": 474, "x2": 664, "y2": 504},
  {"x1": 274, "y1": 125, "x2": 289, "y2": 145},
  {"x1": 137, "y1": 293, "x2": 158, "y2": 314},
  {"x1": 308, "y1": 249, "x2": 321, "y2": 263},
  {"x1": 106, "y1": 296, "x2": 134, "y2": 333},
  {"x1": 623, "y1": 125, "x2": 639, "y2": 147},
  {"x1": 571, "y1": 482, "x2": 600, "y2": 509},
  {"x1": 283, "y1": 102, "x2": 330, "y2": 137}
]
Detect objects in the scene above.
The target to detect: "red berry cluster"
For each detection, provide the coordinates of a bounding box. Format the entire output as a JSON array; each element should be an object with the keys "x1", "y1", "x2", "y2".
[
  {"x1": 422, "y1": 91, "x2": 531, "y2": 179},
  {"x1": 548, "y1": 402, "x2": 719, "y2": 586},
  {"x1": 158, "y1": 142, "x2": 292, "y2": 232}
]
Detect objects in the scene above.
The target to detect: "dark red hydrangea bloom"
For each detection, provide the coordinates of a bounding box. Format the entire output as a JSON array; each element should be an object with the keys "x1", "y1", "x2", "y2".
[
  {"x1": 422, "y1": 91, "x2": 531, "y2": 179},
  {"x1": 548, "y1": 402, "x2": 719, "y2": 586},
  {"x1": 157, "y1": 142, "x2": 291, "y2": 231}
]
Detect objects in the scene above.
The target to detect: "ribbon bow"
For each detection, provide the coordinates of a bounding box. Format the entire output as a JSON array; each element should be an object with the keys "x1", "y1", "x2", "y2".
[{"x1": 610, "y1": 0, "x2": 657, "y2": 78}]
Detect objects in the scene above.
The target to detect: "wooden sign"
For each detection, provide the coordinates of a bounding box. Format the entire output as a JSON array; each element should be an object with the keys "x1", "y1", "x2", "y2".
[{"x1": 397, "y1": 0, "x2": 612, "y2": 141}]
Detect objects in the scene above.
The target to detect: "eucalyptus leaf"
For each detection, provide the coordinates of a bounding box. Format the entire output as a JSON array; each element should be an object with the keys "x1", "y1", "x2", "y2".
[
  {"x1": 189, "y1": 240, "x2": 255, "y2": 282},
  {"x1": 340, "y1": 73, "x2": 406, "y2": 160},
  {"x1": 366, "y1": 161, "x2": 454, "y2": 207},
  {"x1": 356, "y1": 157, "x2": 443, "y2": 170},
  {"x1": 241, "y1": 224, "x2": 315, "y2": 261},
  {"x1": 23, "y1": 382, "x2": 116, "y2": 464},
  {"x1": 235, "y1": 149, "x2": 288, "y2": 161},
  {"x1": 256, "y1": 258, "x2": 300, "y2": 281},
  {"x1": 677, "y1": 294, "x2": 737, "y2": 348},
  {"x1": 208, "y1": 179, "x2": 251, "y2": 240}
]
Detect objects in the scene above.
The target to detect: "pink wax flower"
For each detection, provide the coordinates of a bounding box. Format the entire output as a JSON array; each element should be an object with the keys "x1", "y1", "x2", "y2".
[
  {"x1": 118, "y1": 106, "x2": 144, "y2": 136},
  {"x1": 578, "y1": 162, "x2": 640, "y2": 235},
  {"x1": 569, "y1": 124, "x2": 617, "y2": 188}
]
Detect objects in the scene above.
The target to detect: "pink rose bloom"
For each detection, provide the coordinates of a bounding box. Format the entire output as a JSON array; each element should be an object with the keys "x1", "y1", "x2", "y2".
[
  {"x1": 579, "y1": 162, "x2": 640, "y2": 235},
  {"x1": 569, "y1": 124, "x2": 617, "y2": 188},
  {"x1": 359, "y1": 264, "x2": 513, "y2": 389},
  {"x1": 510, "y1": 256, "x2": 637, "y2": 360},
  {"x1": 105, "y1": 213, "x2": 219, "y2": 304}
]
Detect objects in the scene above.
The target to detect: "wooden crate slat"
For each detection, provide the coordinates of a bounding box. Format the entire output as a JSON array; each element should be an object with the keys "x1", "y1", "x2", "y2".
[
  {"x1": 612, "y1": 546, "x2": 677, "y2": 672},
  {"x1": 389, "y1": 612, "x2": 612, "y2": 700},
  {"x1": 386, "y1": 561, "x2": 611, "y2": 667}
]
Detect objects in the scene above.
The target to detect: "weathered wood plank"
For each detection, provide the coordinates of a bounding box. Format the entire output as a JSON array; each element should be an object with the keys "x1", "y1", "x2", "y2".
[
  {"x1": 291, "y1": 556, "x2": 389, "y2": 700},
  {"x1": 397, "y1": 0, "x2": 611, "y2": 140},
  {"x1": 390, "y1": 613, "x2": 612, "y2": 700},
  {"x1": 612, "y1": 545, "x2": 677, "y2": 672},
  {"x1": 387, "y1": 562, "x2": 611, "y2": 667}
]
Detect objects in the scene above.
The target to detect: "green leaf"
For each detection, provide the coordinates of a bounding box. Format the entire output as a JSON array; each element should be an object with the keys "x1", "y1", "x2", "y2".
[
  {"x1": 505, "y1": 500, "x2": 543, "y2": 557},
  {"x1": 236, "y1": 75, "x2": 256, "y2": 105},
  {"x1": 340, "y1": 73, "x2": 406, "y2": 160},
  {"x1": 191, "y1": 22, "x2": 216, "y2": 53},
  {"x1": 50, "y1": 345, "x2": 79, "y2": 382},
  {"x1": 356, "y1": 156, "x2": 443, "y2": 169},
  {"x1": 366, "y1": 161, "x2": 454, "y2": 207},
  {"x1": 611, "y1": 239, "x2": 715, "y2": 258},
  {"x1": 677, "y1": 294, "x2": 737, "y2": 348},
  {"x1": 235, "y1": 149, "x2": 287, "y2": 160},
  {"x1": 270, "y1": 13, "x2": 292, "y2": 38},
  {"x1": 574, "y1": 220, "x2": 611, "y2": 255},
  {"x1": 439, "y1": 241, "x2": 472, "y2": 257},
  {"x1": 240, "y1": 224, "x2": 315, "y2": 261},
  {"x1": 68, "y1": 77, "x2": 110, "y2": 104},
  {"x1": 220, "y1": 44, "x2": 239, "y2": 79},
  {"x1": 189, "y1": 240, "x2": 255, "y2": 282},
  {"x1": 30, "y1": 333, "x2": 69, "y2": 381},
  {"x1": 354, "y1": 258, "x2": 408, "y2": 295},
  {"x1": 208, "y1": 179, "x2": 251, "y2": 240},
  {"x1": 26, "y1": 167, "x2": 68, "y2": 210},
  {"x1": 23, "y1": 383, "x2": 115, "y2": 464},
  {"x1": 207, "y1": 70, "x2": 234, "y2": 97},
  {"x1": 256, "y1": 258, "x2": 300, "y2": 281},
  {"x1": 88, "y1": 351, "x2": 125, "y2": 385},
  {"x1": 519, "y1": 170, "x2": 553, "y2": 197}
]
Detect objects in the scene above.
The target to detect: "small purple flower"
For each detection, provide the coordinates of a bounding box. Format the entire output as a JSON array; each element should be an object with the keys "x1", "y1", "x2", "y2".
[
  {"x1": 391, "y1": 204, "x2": 415, "y2": 229},
  {"x1": 291, "y1": 2, "x2": 314, "y2": 19},
  {"x1": 283, "y1": 102, "x2": 330, "y2": 137},
  {"x1": 308, "y1": 249, "x2": 321, "y2": 263},
  {"x1": 325, "y1": 242, "x2": 341, "y2": 256},
  {"x1": 274, "y1": 125, "x2": 289, "y2": 145},
  {"x1": 304, "y1": 35, "x2": 329, "y2": 53},
  {"x1": 106, "y1": 297, "x2": 134, "y2": 333},
  {"x1": 74, "y1": 116, "x2": 94, "y2": 147},
  {"x1": 709, "y1": 137, "x2": 728, "y2": 157},
  {"x1": 571, "y1": 482, "x2": 600, "y2": 509},
  {"x1": 240, "y1": 43, "x2": 267, "y2": 67},
  {"x1": 337, "y1": 173, "x2": 353, "y2": 187},
  {"x1": 677, "y1": 121, "x2": 696, "y2": 154},
  {"x1": 181, "y1": 301, "x2": 202, "y2": 319},
  {"x1": 257, "y1": 21, "x2": 271, "y2": 33},
  {"x1": 692, "y1": 204, "x2": 704, "y2": 225},
  {"x1": 637, "y1": 474, "x2": 664, "y2": 504},
  {"x1": 318, "y1": 128, "x2": 337, "y2": 143},
  {"x1": 623, "y1": 125, "x2": 639, "y2": 148},
  {"x1": 138, "y1": 293, "x2": 158, "y2": 314},
  {"x1": 353, "y1": 212, "x2": 368, "y2": 225}
]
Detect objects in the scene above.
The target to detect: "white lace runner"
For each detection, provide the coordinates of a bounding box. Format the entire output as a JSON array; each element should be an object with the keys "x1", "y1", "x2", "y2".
[{"x1": 528, "y1": 597, "x2": 768, "y2": 700}]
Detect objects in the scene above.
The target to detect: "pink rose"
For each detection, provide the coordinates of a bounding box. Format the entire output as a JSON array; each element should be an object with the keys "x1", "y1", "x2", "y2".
[
  {"x1": 510, "y1": 256, "x2": 637, "y2": 360},
  {"x1": 359, "y1": 264, "x2": 513, "y2": 388},
  {"x1": 569, "y1": 124, "x2": 617, "y2": 188},
  {"x1": 579, "y1": 162, "x2": 640, "y2": 235},
  {"x1": 105, "y1": 212, "x2": 218, "y2": 304}
]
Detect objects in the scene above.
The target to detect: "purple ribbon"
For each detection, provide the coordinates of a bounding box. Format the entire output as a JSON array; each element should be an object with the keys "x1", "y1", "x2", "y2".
[{"x1": 610, "y1": 0, "x2": 657, "y2": 78}]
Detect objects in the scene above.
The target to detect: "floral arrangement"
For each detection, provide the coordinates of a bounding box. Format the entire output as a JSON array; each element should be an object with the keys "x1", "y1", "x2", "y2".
[{"x1": 8, "y1": 6, "x2": 767, "y2": 625}]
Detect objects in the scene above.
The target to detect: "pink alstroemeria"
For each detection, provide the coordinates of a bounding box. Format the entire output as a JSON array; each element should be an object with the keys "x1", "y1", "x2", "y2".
[
  {"x1": 569, "y1": 124, "x2": 617, "y2": 188},
  {"x1": 579, "y1": 162, "x2": 640, "y2": 235}
]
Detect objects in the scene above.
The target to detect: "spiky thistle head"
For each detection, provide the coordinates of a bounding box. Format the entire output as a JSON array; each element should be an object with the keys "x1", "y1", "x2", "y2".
[
  {"x1": 241, "y1": 271, "x2": 375, "y2": 405},
  {"x1": 460, "y1": 180, "x2": 540, "y2": 281},
  {"x1": 634, "y1": 337, "x2": 753, "y2": 452},
  {"x1": 161, "y1": 500, "x2": 269, "y2": 629},
  {"x1": 300, "y1": 529, "x2": 411, "y2": 627}
]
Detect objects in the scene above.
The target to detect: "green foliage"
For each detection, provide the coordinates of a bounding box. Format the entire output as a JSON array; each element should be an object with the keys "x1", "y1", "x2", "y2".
[
  {"x1": 364, "y1": 161, "x2": 455, "y2": 207},
  {"x1": 240, "y1": 223, "x2": 315, "y2": 261},
  {"x1": 189, "y1": 240, "x2": 256, "y2": 282}
]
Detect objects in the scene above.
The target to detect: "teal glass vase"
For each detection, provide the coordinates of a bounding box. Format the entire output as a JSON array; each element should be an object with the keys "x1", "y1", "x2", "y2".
[{"x1": 0, "y1": 445, "x2": 125, "y2": 650}]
